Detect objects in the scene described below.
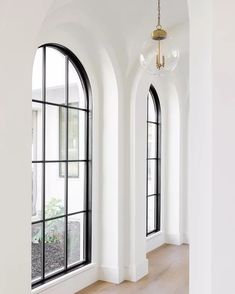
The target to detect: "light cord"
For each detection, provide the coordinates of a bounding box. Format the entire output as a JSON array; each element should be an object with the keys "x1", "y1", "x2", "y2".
[{"x1": 157, "y1": 0, "x2": 161, "y2": 27}]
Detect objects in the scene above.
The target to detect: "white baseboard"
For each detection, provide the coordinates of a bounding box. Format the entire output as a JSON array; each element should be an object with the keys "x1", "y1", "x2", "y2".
[
  {"x1": 146, "y1": 232, "x2": 165, "y2": 253},
  {"x1": 124, "y1": 259, "x2": 149, "y2": 282},
  {"x1": 99, "y1": 258, "x2": 148, "y2": 284},
  {"x1": 165, "y1": 233, "x2": 183, "y2": 245},
  {"x1": 98, "y1": 265, "x2": 124, "y2": 284},
  {"x1": 183, "y1": 233, "x2": 189, "y2": 244}
]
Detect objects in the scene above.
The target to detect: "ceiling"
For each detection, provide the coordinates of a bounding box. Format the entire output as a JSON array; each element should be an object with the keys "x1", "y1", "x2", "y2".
[
  {"x1": 104, "y1": 0, "x2": 189, "y2": 30},
  {"x1": 53, "y1": 0, "x2": 189, "y2": 30},
  {"x1": 49, "y1": 0, "x2": 189, "y2": 70},
  {"x1": 157, "y1": 0, "x2": 189, "y2": 28}
]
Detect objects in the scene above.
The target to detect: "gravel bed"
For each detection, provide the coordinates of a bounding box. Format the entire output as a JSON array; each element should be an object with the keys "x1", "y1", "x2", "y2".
[
  {"x1": 32, "y1": 221, "x2": 80, "y2": 281},
  {"x1": 32, "y1": 243, "x2": 64, "y2": 280}
]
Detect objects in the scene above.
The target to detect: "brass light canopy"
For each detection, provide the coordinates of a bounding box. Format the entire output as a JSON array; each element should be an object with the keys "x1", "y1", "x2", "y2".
[{"x1": 152, "y1": 27, "x2": 167, "y2": 41}]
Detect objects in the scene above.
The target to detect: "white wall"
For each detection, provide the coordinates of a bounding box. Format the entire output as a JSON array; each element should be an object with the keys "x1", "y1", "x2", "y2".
[
  {"x1": 0, "y1": 2, "x2": 54, "y2": 293},
  {"x1": 188, "y1": 0, "x2": 212, "y2": 293},
  {"x1": 212, "y1": 0, "x2": 235, "y2": 293},
  {"x1": 187, "y1": 1, "x2": 235, "y2": 293}
]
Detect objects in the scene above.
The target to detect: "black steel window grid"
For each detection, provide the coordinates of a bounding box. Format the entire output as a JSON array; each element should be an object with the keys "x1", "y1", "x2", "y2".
[
  {"x1": 59, "y1": 102, "x2": 80, "y2": 178},
  {"x1": 32, "y1": 44, "x2": 92, "y2": 288},
  {"x1": 146, "y1": 85, "x2": 161, "y2": 236}
]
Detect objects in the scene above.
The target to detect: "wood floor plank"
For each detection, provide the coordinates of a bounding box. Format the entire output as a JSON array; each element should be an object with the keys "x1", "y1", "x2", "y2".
[{"x1": 77, "y1": 244, "x2": 189, "y2": 294}]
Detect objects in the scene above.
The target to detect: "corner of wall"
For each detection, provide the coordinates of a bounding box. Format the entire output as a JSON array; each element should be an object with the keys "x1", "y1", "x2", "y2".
[
  {"x1": 165, "y1": 233, "x2": 184, "y2": 246},
  {"x1": 98, "y1": 265, "x2": 124, "y2": 284},
  {"x1": 123, "y1": 259, "x2": 149, "y2": 282},
  {"x1": 98, "y1": 258, "x2": 148, "y2": 284}
]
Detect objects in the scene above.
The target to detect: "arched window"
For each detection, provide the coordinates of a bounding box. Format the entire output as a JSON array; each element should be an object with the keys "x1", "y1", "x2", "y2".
[
  {"x1": 146, "y1": 85, "x2": 161, "y2": 236},
  {"x1": 31, "y1": 44, "x2": 92, "y2": 287}
]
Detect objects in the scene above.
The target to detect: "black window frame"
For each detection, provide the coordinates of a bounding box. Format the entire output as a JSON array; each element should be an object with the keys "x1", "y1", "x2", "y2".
[
  {"x1": 31, "y1": 43, "x2": 92, "y2": 288},
  {"x1": 146, "y1": 85, "x2": 161, "y2": 236}
]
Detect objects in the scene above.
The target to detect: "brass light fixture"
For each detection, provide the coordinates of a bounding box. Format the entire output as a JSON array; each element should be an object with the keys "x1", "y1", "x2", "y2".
[
  {"x1": 140, "y1": 0, "x2": 179, "y2": 75},
  {"x1": 152, "y1": 0, "x2": 167, "y2": 70}
]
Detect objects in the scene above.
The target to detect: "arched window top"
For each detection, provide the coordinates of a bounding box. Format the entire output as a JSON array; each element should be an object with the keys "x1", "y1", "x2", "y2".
[
  {"x1": 148, "y1": 85, "x2": 161, "y2": 123},
  {"x1": 32, "y1": 44, "x2": 91, "y2": 110}
]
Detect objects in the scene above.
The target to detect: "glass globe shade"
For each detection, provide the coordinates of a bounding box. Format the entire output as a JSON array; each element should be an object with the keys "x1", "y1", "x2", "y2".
[{"x1": 140, "y1": 34, "x2": 180, "y2": 76}]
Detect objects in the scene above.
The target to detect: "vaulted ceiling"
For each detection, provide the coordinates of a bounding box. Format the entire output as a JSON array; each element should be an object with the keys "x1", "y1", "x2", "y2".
[{"x1": 45, "y1": 0, "x2": 189, "y2": 73}]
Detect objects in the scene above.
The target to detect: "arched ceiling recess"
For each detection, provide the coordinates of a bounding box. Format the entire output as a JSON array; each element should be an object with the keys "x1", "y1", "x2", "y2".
[{"x1": 44, "y1": 0, "x2": 189, "y2": 77}]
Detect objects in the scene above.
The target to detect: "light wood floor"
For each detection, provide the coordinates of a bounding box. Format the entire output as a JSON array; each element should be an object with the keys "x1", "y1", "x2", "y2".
[{"x1": 77, "y1": 244, "x2": 189, "y2": 294}]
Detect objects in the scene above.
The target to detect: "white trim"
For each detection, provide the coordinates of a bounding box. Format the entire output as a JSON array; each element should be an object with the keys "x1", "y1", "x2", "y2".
[
  {"x1": 32, "y1": 263, "x2": 97, "y2": 294},
  {"x1": 183, "y1": 233, "x2": 189, "y2": 244},
  {"x1": 124, "y1": 259, "x2": 149, "y2": 282},
  {"x1": 98, "y1": 265, "x2": 124, "y2": 284},
  {"x1": 98, "y1": 258, "x2": 149, "y2": 284},
  {"x1": 146, "y1": 231, "x2": 165, "y2": 253},
  {"x1": 146, "y1": 230, "x2": 163, "y2": 240}
]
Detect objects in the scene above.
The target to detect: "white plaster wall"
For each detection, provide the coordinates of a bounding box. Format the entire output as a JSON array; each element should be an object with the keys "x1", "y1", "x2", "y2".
[
  {"x1": 212, "y1": 0, "x2": 235, "y2": 293},
  {"x1": 0, "y1": 2, "x2": 54, "y2": 293},
  {"x1": 164, "y1": 82, "x2": 181, "y2": 245},
  {"x1": 188, "y1": 0, "x2": 212, "y2": 293},
  {"x1": 171, "y1": 24, "x2": 190, "y2": 244}
]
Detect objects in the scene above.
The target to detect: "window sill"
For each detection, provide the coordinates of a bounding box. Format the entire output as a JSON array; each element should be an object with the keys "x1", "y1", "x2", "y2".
[
  {"x1": 146, "y1": 230, "x2": 163, "y2": 240},
  {"x1": 32, "y1": 263, "x2": 96, "y2": 294}
]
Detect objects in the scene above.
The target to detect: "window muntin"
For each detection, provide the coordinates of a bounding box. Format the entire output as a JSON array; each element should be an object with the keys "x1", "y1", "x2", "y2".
[
  {"x1": 59, "y1": 104, "x2": 81, "y2": 178},
  {"x1": 32, "y1": 44, "x2": 91, "y2": 287},
  {"x1": 146, "y1": 86, "x2": 161, "y2": 236}
]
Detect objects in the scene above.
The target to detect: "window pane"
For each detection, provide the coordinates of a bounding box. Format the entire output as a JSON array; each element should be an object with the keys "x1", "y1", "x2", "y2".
[
  {"x1": 148, "y1": 196, "x2": 156, "y2": 232},
  {"x1": 32, "y1": 223, "x2": 43, "y2": 282},
  {"x1": 59, "y1": 107, "x2": 67, "y2": 163},
  {"x1": 148, "y1": 160, "x2": 156, "y2": 195},
  {"x1": 45, "y1": 163, "x2": 65, "y2": 219},
  {"x1": 46, "y1": 105, "x2": 66, "y2": 161},
  {"x1": 68, "y1": 162, "x2": 85, "y2": 213},
  {"x1": 45, "y1": 218, "x2": 65, "y2": 276},
  {"x1": 148, "y1": 94, "x2": 156, "y2": 122},
  {"x1": 68, "y1": 109, "x2": 86, "y2": 160},
  {"x1": 32, "y1": 48, "x2": 43, "y2": 101},
  {"x1": 148, "y1": 123, "x2": 157, "y2": 158},
  {"x1": 68, "y1": 213, "x2": 85, "y2": 266},
  {"x1": 32, "y1": 163, "x2": 43, "y2": 222},
  {"x1": 157, "y1": 104, "x2": 161, "y2": 123},
  {"x1": 69, "y1": 61, "x2": 86, "y2": 109},
  {"x1": 157, "y1": 194, "x2": 161, "y2": 227},
  {"x1": 32, "y1": 102, "x2": 43, "y2": 161},
  {"x1": 158, "y1": 161, "x2": 161, "y2": 194},
  {"x1": 46, "y1": 47, "x2": 65, "y2": 105},
  {"x1": 158, "y1": 126, "x2": 161, "y2": 155}
]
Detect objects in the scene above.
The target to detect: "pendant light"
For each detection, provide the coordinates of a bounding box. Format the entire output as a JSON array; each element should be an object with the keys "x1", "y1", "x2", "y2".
[{"x1": 140, "y1": 0, "x2": 180, "y2": 75}]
